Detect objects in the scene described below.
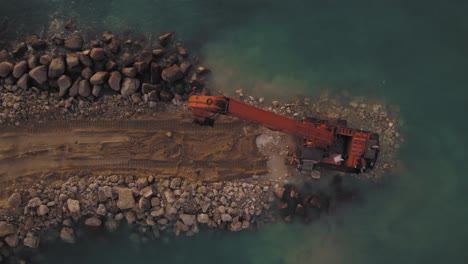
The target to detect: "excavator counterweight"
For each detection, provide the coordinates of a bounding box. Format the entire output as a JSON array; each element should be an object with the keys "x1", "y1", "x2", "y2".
[{"x1": 188, "y1": 94, "x2": 380, "y2": 174}]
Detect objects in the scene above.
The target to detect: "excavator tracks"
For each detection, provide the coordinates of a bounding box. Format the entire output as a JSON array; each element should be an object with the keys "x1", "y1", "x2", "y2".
[
  {"x1": 0, "y1": 118, "x2": 268, "y2": 184},
  {"x1": 0, "y1": 120, "x2": 243, "y2": 134}
]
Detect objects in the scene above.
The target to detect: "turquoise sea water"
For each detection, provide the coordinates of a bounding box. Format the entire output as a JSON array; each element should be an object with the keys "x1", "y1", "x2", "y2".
[{"x1": 2, "y1": 0, "x2": 468, "y2": 263}]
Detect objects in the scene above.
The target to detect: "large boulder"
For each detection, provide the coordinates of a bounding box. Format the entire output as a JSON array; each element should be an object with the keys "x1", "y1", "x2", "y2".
[
  {"x1": 81, "y1": 67, "x2": 93, "y2": 80},
  {"x1": 179, "y1": 214, "x2": 196, "y2": 226},
  {"x1": 67, "y1": 198, "x2": 80, "y2": 213},
  {"x1": 0, "y1": 50, "x2": 12, "y2": 63},
  {"x1": 141, "y1": 83, "x2": 161, "y2": 94},
  {"x1": 92, "y1": 85, "x2": 102, "y2": 97},
  {"x1": 60, "y1": 227, "x2": 75, "y2": 244},
  {"x1": 27, "y1": 54, "x2": 38, "y2": 68},
  {"x1": 48, "y1": 57, "x2": 66, "y2": 78},
  {"x1": 90, "y1": 71, "x2": 109, "y2": 85},
  {"x1": 158, "y1": 32, "x2": 173, "y2": 46},
  {"x1": 197, "y1": 214, "x2": 210, "y2": 224},
  {"x1": 78, "y1": 80, "x2": 91, "y2": 97},
  {"x1": 180, "y1": 61, "x2": 192, "y2": 75},
  {"x1": 108, "y1": 71, "x2": 122, "y2": 92},
  {"x1": 0, "y1": 221, "x2": 16, "y2": 237},
  {"x1": 23, "y1": 234, "x2": 40, "y2": 249},
  {"x1": 29, "y1": 65, "x2": 48, "y2": 84},
  {"x1": 159, "y1": 88, "x2": 174, "y2": 103},
  {"x1": 39, "y1": 54, "x2": 52, "y2": 65},
  {"x1": 90, "y1": 48, "x2": 106, "y2": 61},
  {"x1": 120, "y1": 78, "x2": 140, "y2": 97},
  {"x1": 79, "y1": 53, "x2": 93, "y2": 67},
  {"x1": 27, "y1": 197, "x2": 42, "y2": 207},
  {"x1": 31, "y1": 39, "x2": 48, "y2": 50},
  {"x1": 0, "y1": 62, "x2": 14, "y2": 78},
  {"x1": 37, "y1": 205, "x2": 50, "y2": 216},
  {"x1": 109, "y1": 38, "x2": 120, "y2": 54},
  {"x1": 12, "y1": 61, "x2": 28, "y2": 78},
  {"x1": 69, "y1": 77, "x2": 82, "y2": 97},
  {"x1": 117, "y1": 188, "x2": 135, "y2": 210},
  {"x1": 17, "y1": 74, "x2": 29, "y2": 90},
  {"x1": 161, "y1": 64, "x2": 183, "y2": 83},
  {"x1": 85, "y1": 217, "x2": 102, "y2": 227},
  {"x1": 58, "y1": 75, "x2": 72, "y2": 97},
  {"x1": 64, "y1": 36, "x2": 84, "y2": 51},
  {"x1": 66, "y1": 53, "x2": 80, "y2": 68},
  {"x1": 12, "y1": 42, "x2": 28, "y2": 57},
  {"x1": 7, "y1": 193, "x2": 22, "y2": 208},
  {"x1": 176, "y1": 43, "x2": 188, "y2": 57},
  {"x1": 121, "y1": 67, "x2": 137, "y2": 78}
]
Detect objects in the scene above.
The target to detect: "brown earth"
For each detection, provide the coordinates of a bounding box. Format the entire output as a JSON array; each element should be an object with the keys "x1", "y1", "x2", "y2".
[{"x1": 0, "y1": 112, "x2": 268, "y2": 201}]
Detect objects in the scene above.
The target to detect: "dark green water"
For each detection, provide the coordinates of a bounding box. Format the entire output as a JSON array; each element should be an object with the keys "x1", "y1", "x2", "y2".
[{"x1": 2, "y1": 0, "x2": 468, "y2": 263}]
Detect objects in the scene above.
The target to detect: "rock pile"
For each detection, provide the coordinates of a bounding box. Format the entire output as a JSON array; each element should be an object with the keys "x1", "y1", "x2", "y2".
[
  {"x1": 0, "y1": 31, "x2": 211, "y2": 125},
  {"x1": 0, "y1": 174, "x2": 275, "y2": 254}
]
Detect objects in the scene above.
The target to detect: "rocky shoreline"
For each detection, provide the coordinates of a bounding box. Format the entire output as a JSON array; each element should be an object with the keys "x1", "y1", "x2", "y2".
[{"x1": 0, "y1": 25, "x2": 403, "y2": 263}]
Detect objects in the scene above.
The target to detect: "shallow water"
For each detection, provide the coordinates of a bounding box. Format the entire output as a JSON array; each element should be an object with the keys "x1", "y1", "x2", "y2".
[{"x1": 2, "y1": 0, "x2": 468, "y2": 263}]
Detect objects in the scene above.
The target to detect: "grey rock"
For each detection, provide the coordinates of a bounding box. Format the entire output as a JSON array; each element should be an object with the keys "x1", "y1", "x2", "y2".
[
  {"x1": 78, "y1": 80, "x2": 91, "y2": 97},
  {"x1": 150, "y1": 63, "x2": 162, "y2": 84},
  {"x1": 58, "y1": 75, "x2": 72, "y2": 97},
  {"x1": 117, "y1": 188, "x2": 135, "y2": 210},
  {"x1": 274, "y1": 187, "x2": 285, "y2": 199},
  {"x1": 108, "y1": 71, "x2": 122, "y2": 91},
  {"x1": 0, "y1": 61, "x2": 14, "y2": 78},
  {"x1": 7, "y1": 192, "x2": 22, "y2": 208},
  {"x1": 60, "y1": 227, "x2": 75, "y2": 244},
  {"x1": 27, "y1": 54, "x2": 38, "y2": 68},
  {"x1": 148, "y1": 90, "x2": 159, "y2": 101},
  {"x1": 180, "y1": 61, "x2": 192, "y2": 75},
  {"x1": 159, "y1": 88, "x2": 174, "y2": 103},
  {"x1": 64, "y1": 36, "x2": 84, "y2": 51},
  {"x1": 131, "y1": 93, "x2": 142, "y2": 103},
  {"x1": 27, "y1": 197, "x2": 42, "y2": 207},
  {"x1": 197, "y1": 214, "x2": 210, "y2": 224},
  {"x1": 31, "y1": 39, "x2": 48, "y2": 50},
  {"x1": 179, "y1": 214, "x2": 196, "y2": 226},
  {"x1": 221, "y1": 213, "x2": 232, "y2": 222},
  {"x1": 69, "y1": 77, "x2": 82, "y2": 97},
  {"x1": 4, "y1": 234, "x2": 18, "y2": 247},
  {"x1": 17, "y1": 74, "x2": 29, "y2": 90},
  {"x1": 120, "y1": 78, "x2": 140, "y2": 97},
  {"x1": 92, "y1": 85, "x2": 102, "y2": 97},
  {"x1": 97, "y1": 204, "x2": 107, "y2": 216},
  {"x1": 176, "y1": 43, "x2": 188, "y2": 57},
  {"x1": 150, "y1": 208, "x2": 164, "y2": 217},
  {"x1": 67, "y1": 198, "x2": 80, "y2": 213},
  {"x1": 90, "y1": 48, "x2": 106, "y2": 61},
  {"x1": 12, "y1": 61, "x2": 28, "y2": 78},
  {"x1": 138, "y1": 197, "x2": 151, "y2": 211},
  {"x1": 150, "y1": 197, "x2": 160, "y2": 207},
  {"x1": 37, "y1": 204, "x2": 49, "y2": 216},
  {"x1": 90, "y1": 71, "x2": 109, "y2": 85},
  {"x1": 39, "y1": 54, "x2": 52, "y2": 65},
  {"x1": 79, "y1": 53, "x2": 93, "y2": 67},
  {"x1": 48, "y1": 57, "x2": 66, "y2": 78},
  {"x1": 81, "y1": 67, "x2": 93, "y2": 80},
  {"x1": 0, "y1": 50, "x2": 12, "y2": 63},
  {"x1": 141, "y1": 83, "x2": 160, "y2": 94},
  {"x1": 23, "y1": 234, "x2": 40, "y2": 248},
  {"x1": 161, "y1": 64, "x2": 183, "y2": 82},
  {"x1": 158, "y1": 32, "x2": 173, "y2": 46},
  {"x1": 0, "y1": 221, "x2": 16, "y2": 237},
  {"x1": 66, "y1": 53, "x2": 80, "y2": 68},
  {"x1": 85, "y1": 217, "x2": 102, "y2": 227},
  {"x1": 122, "y1": 67, "x2": 137, "y2": 78},
  {"x1": 163, "y1": 189, "x2": 176, "y2": 204},
  {"x1": 170, "y1": 178, "x2": 182, "y2": 189}
]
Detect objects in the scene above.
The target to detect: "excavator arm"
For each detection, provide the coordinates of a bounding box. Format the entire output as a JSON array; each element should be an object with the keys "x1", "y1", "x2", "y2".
[{"x1": 188, "y1": 95, "x2": 335, "y2": 148}]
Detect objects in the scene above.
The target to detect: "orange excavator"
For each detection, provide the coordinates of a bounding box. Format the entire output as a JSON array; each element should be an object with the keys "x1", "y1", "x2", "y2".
[{"x1": 187, "y1": 93, "x2": 380, "y2": 175}]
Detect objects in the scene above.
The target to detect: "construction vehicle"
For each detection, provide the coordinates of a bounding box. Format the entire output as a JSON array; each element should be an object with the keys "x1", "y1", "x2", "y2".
[{"x1": 187, "y1": 93, "x2": 380, "y2": 175}]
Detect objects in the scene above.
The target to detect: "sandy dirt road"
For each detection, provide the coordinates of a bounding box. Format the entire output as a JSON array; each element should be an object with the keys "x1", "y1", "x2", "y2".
[{"x1": 0, "y1": 113, "x2": 269, "y2": 196}]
